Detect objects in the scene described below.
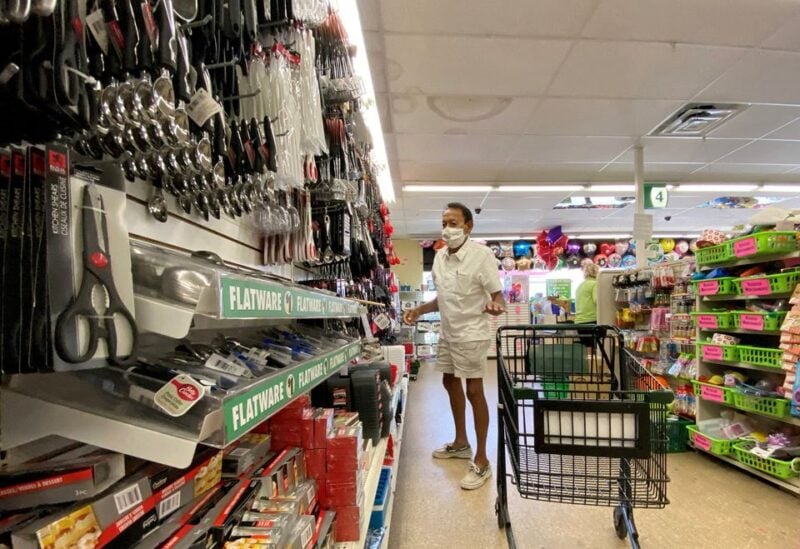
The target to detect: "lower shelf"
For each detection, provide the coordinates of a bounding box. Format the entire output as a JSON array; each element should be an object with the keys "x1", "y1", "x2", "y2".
[{"x1": 691, "y1": 443, "x2": 800, "y2": 497}]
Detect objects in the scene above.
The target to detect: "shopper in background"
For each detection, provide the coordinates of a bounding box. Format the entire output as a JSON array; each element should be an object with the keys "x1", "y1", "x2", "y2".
[
  {"x1": 403, "y1": 203, "x2": 506, "y2": 490},
  {"x1": 575, "y1": 260, "x2": 599, "y2": 325}
]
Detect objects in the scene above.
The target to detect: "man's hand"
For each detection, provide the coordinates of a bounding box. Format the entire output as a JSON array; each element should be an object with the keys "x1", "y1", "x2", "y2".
[
  {"x1": 484, "y1": 301, "x2": 506, "y2": 316},
  {"x1": 403, "y1": 308, "x2": 421, "y2": 325}
]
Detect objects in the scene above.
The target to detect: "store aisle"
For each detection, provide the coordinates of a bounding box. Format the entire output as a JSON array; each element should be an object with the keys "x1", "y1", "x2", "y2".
[{"x1": 389, "y1": 362, "x2": 799, "y2": 549}]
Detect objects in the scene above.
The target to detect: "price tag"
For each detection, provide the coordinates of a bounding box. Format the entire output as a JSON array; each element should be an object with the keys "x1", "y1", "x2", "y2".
[
  {"x1": 693, "y1": 433, "x2": 712, "y2": 452},
  {"x1": 696, "y1": 315, "x2": 718, "y2": 329},
  {"x1": 187, "y1": 88, "x2": 223, "y2": 127},
  {"x1": 204, "y1": 353, "x2": 252, "y2": 378},
  {"x1": 373, "y1": 313, "x2": 391, "y2": 330},
  {"x1": 701, "y1": 384, "x2": 725, "y2": 402},
  {"x1": 245, "y1": 347, "x2": 270, "y2": 368},
  {"x1": 739, "y1": 314, "x2": 765, "y2": 331},
  {"x1": 86, "y1": 9, "x2": 109, "y2": 55},
  {"x1": 702, "y1": 345, "x2": 724, "y2": 361},
  {"x1": 734, "y1": 237, "x2": 758, "y2": 257},
  {"x1": 154, "y1": 374, "x2": 205, "y2": 417},
  {"x1": 698, "y1": 280, "x2": 720, "y2": 295},
  {"x1": 741, "y1": 278, "x2": 772, "y2": 296}
]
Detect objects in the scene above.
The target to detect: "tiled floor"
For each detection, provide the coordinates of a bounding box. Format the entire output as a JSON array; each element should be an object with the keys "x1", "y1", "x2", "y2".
[{"x1": 388, "y1": 361, "x2": 800, "y2": 549}]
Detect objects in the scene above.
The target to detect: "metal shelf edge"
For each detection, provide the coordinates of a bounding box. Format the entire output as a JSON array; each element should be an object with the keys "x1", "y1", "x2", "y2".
[
  {"x1": 699, "y1": 249, "x2": 800, "y2": 271},
  {"x1": 690, "y1": 444, "x2": 800, "y2": 496}
]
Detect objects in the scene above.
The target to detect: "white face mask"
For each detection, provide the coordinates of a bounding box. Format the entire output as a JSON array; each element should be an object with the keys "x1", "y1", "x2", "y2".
[{"x1": 442, "y1": 227, "x2": 467, "y2": 248}]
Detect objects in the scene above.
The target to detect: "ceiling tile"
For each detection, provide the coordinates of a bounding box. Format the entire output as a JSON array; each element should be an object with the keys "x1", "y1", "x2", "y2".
[
  {"x1": 549, "y1": 41, "x2": 745, "y2": 99},
  {"x1": 583, "y1": 0, "x2": 797, "y2": 47},
  {"x1": 369, "y1": 56, "x2": 388, "y2": 94},
  {"x1": 356, "y1": 0, "x2": 381, "y2": 31},
  {"x1": 383, "y1": 35, "x2": 572, "y2": 96},
  {"x1": 395, "y1": 134, "x2": 518, "y2": 164},
  {"x1": 707, "y1": 105, "x2": 800, "y2": 138},
  {"x1": 696, "y1": 50, "x2": 800, "y2": 104},
  {"x1": 508, "y1": 136, "x2": 631, "y2": 164},
  {"x1": 495, "y1": 164, "x2": 610, "y2": 182},
  {"x1": 525, "y1": 98, "x2": 681, "y2": 137},
  {"x1": 616, "y1": 137, "x2": 749, "y2": 163},
  {"x1": 398, "y1": 161, "x2": 505, "y2": 182},
  {"x1": 375, "y1": 94, "x2": 393, "y2": 134},
  {"x1": 379, "y1": 0, "x2": 600, "y2": 38},
  {"x1": 718, "y1": 139, "x2": 800, "y2": 164},
  {"x1": 603, "y1": 162, "x2": 707, "y2": 177},
  {"x1": 695, "y1": 163, "x2": 800, "y2": 175},
  {"x1": 762, "y1": 118, "x2": 800, "y2": 139},
  {"x1": 390, "y1": 95, "x2": 540, "y2": 135},
  {"x1": 761, "y1": 13, "x2": 800, "y2": 51},
  {"x1": 364, "y1": 31, "x2": 384, "y2": 55}
]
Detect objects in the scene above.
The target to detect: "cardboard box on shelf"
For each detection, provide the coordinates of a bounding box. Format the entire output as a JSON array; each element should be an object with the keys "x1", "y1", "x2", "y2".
[
  {"x1": 332, "y1": 494, "x2": 364, "y2": 543},
  {"x1": 223, "y1": 434, "x2": 272, "y2": 478},
  {"x1": 326, "y1": 424, "x2": 363, "y2": 473}
]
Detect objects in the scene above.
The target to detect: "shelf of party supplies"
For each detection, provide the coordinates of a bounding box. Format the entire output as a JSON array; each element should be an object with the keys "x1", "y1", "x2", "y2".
[
  {"x1": 702, "y1": 291, "x2": 794, "y2": 302},
  {"x1": 698, "y1": 327, "x2": 782, "y2": 336},
  {"x1": 690, "y1": 443, "x2": 800, "y2": 496},
  {"x1": 698, "y1": 394, "x2": 800, "y2": 427},
  {"x1": 698, "y1": 249, "x2": 800, "y2": 272},
  {"x1": 701, "y1": 358, "x2": 788, "y2": 374},
  {"x1": 131, "y1": 241, "x2": 364, "y2": 339},
  {"x1": 335, "y1": 436, "x2": 390, "y2": 549},
  {"x1": 0, "y1": 340, "x2": 361, "y2": 469}
]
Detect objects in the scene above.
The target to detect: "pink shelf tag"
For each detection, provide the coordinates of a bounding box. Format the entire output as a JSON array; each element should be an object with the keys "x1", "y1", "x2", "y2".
[
  {"x1": 740, "y1": 278, "x2": 771, "y2": 296},
  {"x1": 739, "y1": 314, "x2": 765, "y2": 331},
  {"x1": 734, "y1": 237, "x2": 758, "y2": 257},
  {"x1": 696, "y1": 315, "x2": 718, "y2": 329},
  {"x1": 701, "y1": 384, "x2": 726, "y2": 403},
  {"x1": 693, "y1": 433, "x2": 712, "y2": 452},
  {"x1": 703, "y1": 345, "x2": 724, "y2": 361},
  {"x1": 698, "y1": 280, "x2": 720, "y2": 295}
]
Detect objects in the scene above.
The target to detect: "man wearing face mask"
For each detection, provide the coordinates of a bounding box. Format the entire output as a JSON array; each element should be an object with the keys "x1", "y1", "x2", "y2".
[{"x1": 403, "y1": 202, "x2": 506, "y2": 490}]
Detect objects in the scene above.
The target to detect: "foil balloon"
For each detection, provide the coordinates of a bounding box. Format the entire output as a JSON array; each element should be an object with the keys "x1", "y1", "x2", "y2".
[
  {"x1": 675, "y1": 240, "x2": 689, "y2": 256},
  {"x1": 566, "y1": 241, "x2": 581, "y2": 255},
  {"x1": 608, "y1": 253, "x2": 623, "y2": 268},
  {"x1": 689, "y1": 239, "x2": 699, "y2": 253},
  {"x1": 566, "y1": 255, "x2": 581, "y2": 268},
  {"x1": 501, "y1": 257, "x2": 516, "y2": 271},
  {"x1": 546, "y1": 225, "x2": 564, "y2": 245},
  {"x1": 582, "y1": 242, "x2": 597, "y2": 257},
  {"x1": 665, "y1": 251, "x2": 681, "y2": 262},
  {"x1": 599, "y1": 243, "x2": 615, "y2": 257},
  {"x1": 615, "y1": 241, "x2": 629, "y2": 256},
  {"x1": 660, "y1": 238, "x2": 675, "y2": 253},
  {"x1": 513, "y1": 240, "x2": 533, "y2": 257},
  {"x1": 533, "y1": 258, "x2": 548, "y2": 271},
  {"x1": 420, "y1": 240, "x2": 435, "y2": 248},
  {"x1": 490, "y1": 244, "x2": 503, "y2": 258},
  {"x1": 646, "y1": 242, "x2": 664, "y2": 262},
  {"x1": 516, "y1": 257, "x2": 532, "y2": 271},
  {"x1": 621, "y1": 254, "x2": 637, "y2": 268},
  {"x1": 594, "y1": 254, "x2": 608, "y2": 267},
  {"x1": 500, "y1": 242, "x2": 514, "y2": 257}
]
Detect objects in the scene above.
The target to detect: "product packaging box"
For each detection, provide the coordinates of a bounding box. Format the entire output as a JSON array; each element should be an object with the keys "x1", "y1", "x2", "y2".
[
  {"x1": 271, "y1": 480, "x2": 318, "y2": 516},
  {"x1": 312, "y1": 409, "x2": 334, "y2": 449},
  {"x1": 304, "y1": 449, "x2": 327, "y2": 481},
  {"x1": 332, "y1": 495, "x2": 364, "y2": 543},
  {"x1": 207, "y1": 479, "x2": 262, "y2": 546},
  {"x1": 312, "y1": 509, "x2": 336, "y2": 549},
  {"x1": 223, "y1": 434, "x2": 272, "y2": 477},
  {"x1": 0, "y1": 445, "x2": 125, "y2": 511},
  {"x1": 326, "y1": 424, "x2": 364, "y2": 473}
]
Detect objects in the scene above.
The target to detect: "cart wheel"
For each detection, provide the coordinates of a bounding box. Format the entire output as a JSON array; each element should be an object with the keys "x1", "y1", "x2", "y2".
[
  {"x1": 495, "y1": 498, "x2": 508, "y2": 529},
  {"x1": 613, "y1": 507, "x2": 627, "y2": 540}
]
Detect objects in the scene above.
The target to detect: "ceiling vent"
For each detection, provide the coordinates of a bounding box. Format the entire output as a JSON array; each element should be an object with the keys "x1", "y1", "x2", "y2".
[{"x1": 651, "y1": 103, "x2": 747, "y2": 137}]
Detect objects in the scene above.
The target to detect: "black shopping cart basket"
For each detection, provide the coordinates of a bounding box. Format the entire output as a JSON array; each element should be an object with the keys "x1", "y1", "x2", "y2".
[{"x1": 495, "y1": 325, "x2": 671, "y2": 549}]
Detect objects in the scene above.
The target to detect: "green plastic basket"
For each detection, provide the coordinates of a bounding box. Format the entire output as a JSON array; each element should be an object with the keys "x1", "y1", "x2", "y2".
[
  {"x1": 698, "y1": 342, "x2": 739, "y2": 363},
  {"x1": 695, "y1": 241, "x2": 734, "y2": 266},
  {"x1": 732, "y1": 311, "x2": 787, "y2": 332},
  {"x1": 691, "y1": 311, "x2": 734, "y2": 330},
  {"x1": 691, "y1": 380, "x2": 736, "y2": 404},
  {"x1": 733, "y1": 392, "x2": 791, "y2": 419},
  {"x1": 686, "y1": 425, "x2": 735, "y2": 456},
  {"x1": 692, "y1": 277, "x2": 738, "y2": 296},
  {"x1": 666, "y1": 418, "x2": 694, "y2": 453},
  {"x1": 736, "y1": 271, "x2": 800, "y2": 297},
  {"x1": 730, "y1": 231, "x2": 799, "y2": 259},
  {"x1": 736, "y1": 345, "x2": 783, "y2": 369},
  {"x1": 733, "y1": 441, "x2": 800, "y2": 479}
]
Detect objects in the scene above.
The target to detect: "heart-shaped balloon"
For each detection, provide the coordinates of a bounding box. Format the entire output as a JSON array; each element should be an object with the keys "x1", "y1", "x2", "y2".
[
  {"x1": 600, "y1": 243, "x2": 615, "y2": 256},
  {"x1": 615, "y1": 241, "x2": 629, "y2": 256},
  {"x1": 583, "y1": 242, "x2": 597, "y2": 257},
  {"x1": 567, "y1": 241, "x2": 581, "y2": 255}
]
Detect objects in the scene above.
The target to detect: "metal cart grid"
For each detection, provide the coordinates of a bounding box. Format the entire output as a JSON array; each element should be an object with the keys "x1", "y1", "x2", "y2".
[{"x1": 495, "y1": 325, "x2": 672, "y2": 549}]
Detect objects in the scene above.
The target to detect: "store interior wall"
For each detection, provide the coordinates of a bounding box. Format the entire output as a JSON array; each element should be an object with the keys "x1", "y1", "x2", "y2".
[{"x1": 392, "y1": 239, "x2": 424, "y2": 289}]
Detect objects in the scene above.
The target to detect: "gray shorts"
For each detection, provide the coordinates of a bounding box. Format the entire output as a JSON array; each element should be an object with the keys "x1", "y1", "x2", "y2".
[{"x1": 435, "y1": 339, "x2": 491, "y2": 379}]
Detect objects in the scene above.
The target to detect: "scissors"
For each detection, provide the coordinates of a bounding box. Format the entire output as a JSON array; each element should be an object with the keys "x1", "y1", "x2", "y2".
[{"x1": 55, "y1": 185, "x2": 139, "y2": 365}]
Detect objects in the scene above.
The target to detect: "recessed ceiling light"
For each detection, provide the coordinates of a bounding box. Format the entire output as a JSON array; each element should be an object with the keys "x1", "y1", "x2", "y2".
[
  {"x1": 587, "y1": 184, "x2": 635, "y2": 192},
  {"x1": 760, "y1": 185, "x2": 800, "y2": 193},
  {"x1": 677, "y1": 184, "x2": 758, "y2": 192},
  {"x1": 496, "y1": 185, "x2": 583, "y2": 192},
  {"x1": 403, "y1": 185, "x2": 492, "y2": 193}
]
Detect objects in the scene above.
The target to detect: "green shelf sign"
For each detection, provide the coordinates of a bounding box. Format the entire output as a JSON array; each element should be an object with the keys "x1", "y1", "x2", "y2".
[
  {"x1": 220, "y1": 275, "x2": 362, "y2": 319},
  {"x1": 223, "y1": 341, "x2": 361, "y2": 441},
  {"x1": 644, "y1": 183, "x2": 669, "y2": 209},
  {"x1": 546, "y1": 279, "x2": 572, "y2": 299}
]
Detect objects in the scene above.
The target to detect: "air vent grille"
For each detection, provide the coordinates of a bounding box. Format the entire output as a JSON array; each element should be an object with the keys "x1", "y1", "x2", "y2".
[{"x1": 651, "y1": 103, "x2": 747, "y2": 137}]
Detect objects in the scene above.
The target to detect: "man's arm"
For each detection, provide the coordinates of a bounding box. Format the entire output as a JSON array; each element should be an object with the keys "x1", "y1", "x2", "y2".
[
  {"x1": 484, "y1": 290, "x2": 506, "y2": 316},
  {"x1": 403, "y1": 298, "x2": 438, "y2": 324}
]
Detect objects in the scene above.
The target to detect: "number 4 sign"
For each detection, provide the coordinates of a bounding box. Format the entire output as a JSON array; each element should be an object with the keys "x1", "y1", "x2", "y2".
[{"x1": 644, "y1": 183, "x2": 669, "y2": 209}]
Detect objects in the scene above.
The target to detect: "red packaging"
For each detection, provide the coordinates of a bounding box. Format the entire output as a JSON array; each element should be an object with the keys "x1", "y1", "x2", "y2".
[
  {"x1": 271, "y1": 396, "x2": 312, "y2": 422},
  {"x1": 322, "y1": 480, "x2": 360, "y2": 508},
  {"x1": 316, "y1": 483, "x2": 327, "y2": 510},
  {"x1": 333, "y1": 504, "x2": 361, "y2": 542},
  {"x1": 313, "y1": 409, "x2": 334, "y2": 449},
  {"x1": 305, "y1": 449, "x2": 327, "y2": 481},
  {"x1": 326, "y1": 424, "x2": 363, "y2": 473},
  {"x1": 271, "y1": 429, "x2": 304, "y2": 451}
]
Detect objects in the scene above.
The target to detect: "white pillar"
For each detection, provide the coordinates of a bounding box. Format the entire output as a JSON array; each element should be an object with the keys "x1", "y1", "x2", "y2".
[{"x1": 634, "y1": 145, "x2": 648, "y2": 268}]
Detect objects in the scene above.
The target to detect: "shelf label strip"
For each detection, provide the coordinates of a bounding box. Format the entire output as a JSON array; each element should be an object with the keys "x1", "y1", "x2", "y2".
[
  {"x1": 220, "y1": 276, "x2": 362, "y2": 319},
  {"x1": 223, "y1": 341, "x2": 361, "y2": 440}
]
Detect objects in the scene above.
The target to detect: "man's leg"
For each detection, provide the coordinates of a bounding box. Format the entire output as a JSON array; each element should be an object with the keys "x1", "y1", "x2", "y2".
[
  {"x1": 465, "y1": 378, "x2": 490, "y2": 468},
  {"x1": 443, "y1": 373, "x2": 469, "y2": 447}
]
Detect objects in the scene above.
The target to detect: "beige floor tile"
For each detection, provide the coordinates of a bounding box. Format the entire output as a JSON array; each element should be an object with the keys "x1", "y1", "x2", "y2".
[{"x1": 389, "y1": 361, "x2": 800, "y2": 549}]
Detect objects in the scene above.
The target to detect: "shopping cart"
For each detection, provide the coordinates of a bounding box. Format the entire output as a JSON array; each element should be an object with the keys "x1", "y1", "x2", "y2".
[{"x1": 495, "y1": 325, "x2": 671, "y2": 549}]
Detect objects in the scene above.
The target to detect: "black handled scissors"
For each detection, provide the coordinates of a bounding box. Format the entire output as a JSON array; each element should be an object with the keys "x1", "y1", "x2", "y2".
[{"x1": 55, "y1": 185, "x2": 139, "y2": 365}]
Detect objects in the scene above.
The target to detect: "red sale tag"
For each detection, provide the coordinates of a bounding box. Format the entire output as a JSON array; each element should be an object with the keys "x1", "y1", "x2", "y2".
[{"x1": 734, "y1": 237, "x2": 757, "y2": 257}]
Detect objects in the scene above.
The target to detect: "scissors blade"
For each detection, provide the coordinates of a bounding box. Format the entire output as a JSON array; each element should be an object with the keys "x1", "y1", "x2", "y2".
[{"x1": 81, "y1": 184, "x2": 110, "y2": 260}]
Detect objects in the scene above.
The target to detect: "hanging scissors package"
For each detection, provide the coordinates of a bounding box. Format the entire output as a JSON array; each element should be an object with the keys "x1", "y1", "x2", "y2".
[{"x1": 44, "y1": 144, "x2": 139, "y2": 371}]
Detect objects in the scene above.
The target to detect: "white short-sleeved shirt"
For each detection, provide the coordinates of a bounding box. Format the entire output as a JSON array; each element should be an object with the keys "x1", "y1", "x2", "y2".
[{"x1": 432, "y1": 240, "x2": 503, "y2": 342}]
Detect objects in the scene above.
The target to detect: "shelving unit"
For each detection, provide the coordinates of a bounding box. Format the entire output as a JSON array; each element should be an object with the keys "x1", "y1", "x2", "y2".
[{"x1": 693, "y1": 242, "x2": 800, "y2": 493}]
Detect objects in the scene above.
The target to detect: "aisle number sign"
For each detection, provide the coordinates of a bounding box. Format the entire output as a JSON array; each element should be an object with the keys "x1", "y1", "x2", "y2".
[
  {"x1": 224, "y1": 341, "x2": 361, "y2": 440},
  {"x1": 644, "y1": 183, "x2": 669, "y2": 209},
  {"x1": 220, "y1": 276, "x2": 362, "y2": 318},
  {"x1": 546, "y1": 279, "x2": 572, "y2": 299}
]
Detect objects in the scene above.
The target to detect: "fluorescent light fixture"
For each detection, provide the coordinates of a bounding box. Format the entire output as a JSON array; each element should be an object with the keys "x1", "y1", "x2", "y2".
[
  {"x1": 337, "y1": 0, "x2": 395, "y2": 202},
  {"x1": 653, "y1": 234, "x2": 699, "y2": 238},
  {"x1": 403, "y1": 185, "x2": 492, "y2": 193},
  {"x1": 760, "y1": 185, "x2": 800, "y2": 193},
  {"x1": 496, "y1": 185, "x2": 583, "y2": 192},
  {"x1": 587, "y1": 184, "x2": 635, "y2": 192},
  {"x1": 472, "y1": 236, "x2": 524, "y2": 241},
  {"x1": 676, "y1": 184, "x2": 758, "y2": 192},
  {"x1": 574, "y1": 234, "x2": 632, "y2": 239}
]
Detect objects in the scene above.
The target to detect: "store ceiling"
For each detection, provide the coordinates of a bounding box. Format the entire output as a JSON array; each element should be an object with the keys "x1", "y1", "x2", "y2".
[{"x1": 357, "y1": 0, "x2": 800, "y2": 239}]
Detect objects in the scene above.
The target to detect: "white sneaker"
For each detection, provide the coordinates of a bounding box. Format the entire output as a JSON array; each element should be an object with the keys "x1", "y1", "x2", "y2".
[
  {"x1": 432, "y1": 443, "x2": 472, "y2": 460},
  {"x1": 460, "y1": 462, "x2": 492, "y2": 490}
]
